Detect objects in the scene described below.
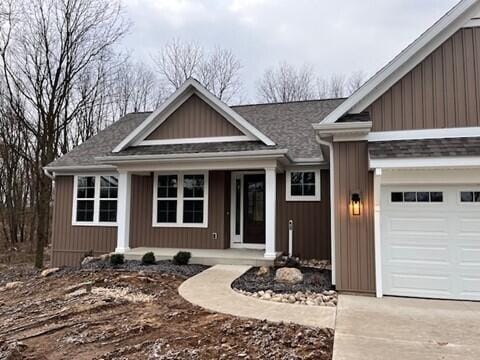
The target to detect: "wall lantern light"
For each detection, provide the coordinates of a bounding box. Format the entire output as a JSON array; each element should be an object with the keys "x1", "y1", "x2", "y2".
[{"x1": 350, "y1": 193, "x2": 361, "y2": 216}]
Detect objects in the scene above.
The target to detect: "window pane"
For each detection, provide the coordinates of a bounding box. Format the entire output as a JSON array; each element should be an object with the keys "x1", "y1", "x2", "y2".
[
  {"x1": 430, "y1": 192, "x2": 443, "y2": 203},
  {"x1": 461, "y1": 192, "x2": 474, "y2": 202},
  {"x1": 391, "y1": 192, "x2": 403, "y2": 202},
  {"x1": 303, "y1": 172, "x2": 315, "y2": 184},
  {"x1": 77, "y1": 176, "x2": 95, "y2": 198},
  {"x1": 290, "y1": 172, "x2": 302, "y2": 185},
  {"x1": 184, "y1": 175, "x2": 204, "y2": 198},
  {"x1": 157, "y1": 200, "x2": 177, "y2": 223},
  {"x1": 235, "y1": 178, "x2": 241, "y2": 235},
  {"x1": 183, "y1": 200, "x2": 204, "y2": 223},
  {"x1": 100, "y1": 176, "x2": 118, "y2": 199},
  {"x1": 291, "y1": 184, "x2": 303, "y2": 196},
  {"x1": 404, "y1": 192, "x2": 416, "y2": 202},
  {"x1": 417, "y1": 192, "x2": 430, "y2": 202},
  {"x1": 303, "y1": 185, "x2": 315, "y2": 196},
  {"x1": 475, "y1": 192, "x2": 480, "y2": 202},
  {"x1": 158, "y1": 175, "x2": 177, "y2": 198},
  {"x1": 99, "y1": 200, "x2": 117, "y2": 222},
  {"x1": 76, "y1": 200, "x2": 94, "y2": 222}
]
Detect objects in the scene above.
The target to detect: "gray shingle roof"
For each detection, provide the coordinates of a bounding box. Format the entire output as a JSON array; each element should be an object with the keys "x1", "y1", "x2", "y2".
[
  {"x1": 369, "y1": 137, "x2": 480, "y2": 159},
  {"x1": 47, "y1": 99, "x2": 344, "y2": 168}
]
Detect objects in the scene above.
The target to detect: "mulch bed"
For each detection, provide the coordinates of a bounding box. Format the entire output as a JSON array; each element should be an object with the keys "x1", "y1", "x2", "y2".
[{"x1": 232, "y1": 266, "x2": 332, "y2": 294}]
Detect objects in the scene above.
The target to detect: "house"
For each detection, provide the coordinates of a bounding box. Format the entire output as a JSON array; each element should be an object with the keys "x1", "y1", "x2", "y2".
[{"x1": 46, "y1": 0, "x2": 480, "y2": 301}]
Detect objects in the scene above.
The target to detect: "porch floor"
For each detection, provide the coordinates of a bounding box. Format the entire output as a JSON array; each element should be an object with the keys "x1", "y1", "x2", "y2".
[{"x1": 123, "y1": 247, "x2": 282, "y2": 266}]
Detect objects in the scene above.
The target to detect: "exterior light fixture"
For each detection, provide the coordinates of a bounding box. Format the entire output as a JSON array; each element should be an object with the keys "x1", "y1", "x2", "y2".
[{"x1": 350, "y1": 193, "x2": 361, "y2": 216}]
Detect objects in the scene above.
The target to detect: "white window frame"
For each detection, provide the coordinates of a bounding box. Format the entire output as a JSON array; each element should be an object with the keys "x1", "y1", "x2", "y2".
[
  {"x1": 152, "y1": 171, "x2": 209, "y2": 228},
  {"x1": 72, "y1": 174, "x2": 118, "y2": 227},
  {"x1": 286, "y1": 168, "x2": 321, "y2": 202}
]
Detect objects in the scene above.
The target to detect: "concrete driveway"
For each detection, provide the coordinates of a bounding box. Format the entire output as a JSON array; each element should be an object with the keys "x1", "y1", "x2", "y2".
[{"x1": 334, "y1": 294, "x2": 480, "y2": 360}]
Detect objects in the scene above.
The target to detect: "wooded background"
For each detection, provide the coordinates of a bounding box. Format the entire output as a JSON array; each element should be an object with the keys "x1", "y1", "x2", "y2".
[{"x1": 0, "y1": 0, "x2": 364, "y2": 267}]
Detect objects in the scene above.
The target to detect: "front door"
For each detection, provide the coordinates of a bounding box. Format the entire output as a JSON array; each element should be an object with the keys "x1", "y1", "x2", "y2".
[{"x1": 243, "y1": 174, "x2": 266, "y2": 244}]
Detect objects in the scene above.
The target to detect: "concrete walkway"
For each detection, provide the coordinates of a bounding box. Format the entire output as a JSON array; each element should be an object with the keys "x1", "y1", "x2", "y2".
[
  {"x1": 334, "y1": 294, "x2": 480, "y2": 360},
  {"x1": 178, "y1": 264, "x2": 336, "y2": 329}
]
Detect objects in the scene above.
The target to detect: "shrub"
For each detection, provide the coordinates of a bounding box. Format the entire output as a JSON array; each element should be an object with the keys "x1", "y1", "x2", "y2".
[
  {"x1": 110, "y1": 253, "x2": 124, "y2": 266},
  {"x1": 284, "y1": 257, "x2": 300, "y2": 268},
  {"x1": 83, "y1": 250, "x2": 94, "y2": 259},
  {"x1": 142, "y1": 252, "x2": 156, "y2": 265},
  {"x1": 173, "y1": 251, "x2": 191, "y2": 265}
]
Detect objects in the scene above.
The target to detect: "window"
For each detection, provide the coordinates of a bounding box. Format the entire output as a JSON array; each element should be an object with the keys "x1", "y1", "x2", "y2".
[
  {"x1": 460, "y1": 191, "x2": 480, "y2": 203},
  {"x1": 73, "y1": 175, "x2": 118, "y2": 225},
  {"x1": 286, "y1": 168, "x2": 321, "y2": 201},
  {"x1": 391, "y1": 191, "x2": 443, "y2": 203},
  {"x1": 153, "y1": 172, "x2": 208, "y2": 227}
]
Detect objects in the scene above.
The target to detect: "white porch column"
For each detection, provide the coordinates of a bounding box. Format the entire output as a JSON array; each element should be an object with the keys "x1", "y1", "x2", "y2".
[
  {"x1": 116, "y1": 170, "x2": 131, "y2": 253},
  {"x1": 264, "y1": 167, "x2": 277, "y2": 259},
  {"x1": 373, "y1": 168, "x2": 383, "y2": 298}
]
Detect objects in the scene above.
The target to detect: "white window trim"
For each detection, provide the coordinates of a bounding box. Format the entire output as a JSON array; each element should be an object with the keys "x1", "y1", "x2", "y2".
[
  {"x1": 285, "y1": 168, "x2": 321, "y2": 202},
  {"x1": 72, "y1": 174, "x2": 118, "y2": 227},
  {"x1": 152, "y1": 171, "x2": 209, "y2": 228}
]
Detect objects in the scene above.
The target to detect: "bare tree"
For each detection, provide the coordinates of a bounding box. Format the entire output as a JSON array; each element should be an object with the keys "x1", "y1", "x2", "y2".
[
  {"x1": 0, "y1": 0, "x2": 129, "y2": 268},
  {"x1": 256, "y1": 62, "x2": 316, "y2": 103},
  {"x1": 152, "y1": 39, "x2": 243, "y2": 102},
  {"x1": 346, "y1": 70, "x2": 366, "y2": 95},
  {"x1": 316, "y1": 72, "x2": 367, "y2": 99}
]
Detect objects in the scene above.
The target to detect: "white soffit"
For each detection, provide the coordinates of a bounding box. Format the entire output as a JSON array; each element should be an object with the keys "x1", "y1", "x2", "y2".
[{"x1": 320, "y1": 0, "x2": 480, "y2": 125}]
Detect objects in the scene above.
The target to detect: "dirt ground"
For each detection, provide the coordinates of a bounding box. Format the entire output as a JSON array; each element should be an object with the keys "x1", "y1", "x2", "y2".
[{"x1": 0, "y1": 265, "x2": 333, "y2": 359}]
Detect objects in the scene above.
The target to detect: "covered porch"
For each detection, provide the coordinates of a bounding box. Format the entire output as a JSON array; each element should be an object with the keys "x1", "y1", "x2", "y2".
[{"x1": 123, "y1": 247, "x2": 282, "y2": 266}]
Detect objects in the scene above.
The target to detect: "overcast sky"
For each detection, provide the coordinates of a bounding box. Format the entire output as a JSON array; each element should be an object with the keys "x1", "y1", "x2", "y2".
[{"x1": 121, "y1": 0, "x2": 459, "y2": 103}]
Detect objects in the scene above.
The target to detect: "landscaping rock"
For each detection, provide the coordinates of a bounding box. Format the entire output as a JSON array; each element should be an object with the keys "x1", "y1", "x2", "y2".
[
  {"x1": 5, "y1": 281, "x2": 23, "y2": 290},
  {"x1": 41, "y1": 267, "x2": 60, "y2": 277},
  {"x1": 81, "y1": 256, "x2": 100, "y2": 266},
  {"x1": 274, "y1": 267, "x2": 303, "y2": 284},
  {"x1": 256, "y1": 266, "x2": 270, "y2": 277}
]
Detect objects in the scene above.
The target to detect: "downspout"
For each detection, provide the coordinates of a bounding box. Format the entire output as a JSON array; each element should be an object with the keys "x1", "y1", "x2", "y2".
[
  {"x1": 43, "y1": 168, "x2": 55, "y2": 180},
  {"x1": 315, "y1": 134, "x2": 336, "y2": 287}
]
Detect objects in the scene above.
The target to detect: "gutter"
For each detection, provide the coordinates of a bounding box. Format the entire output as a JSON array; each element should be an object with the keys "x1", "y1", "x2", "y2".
[
  {"x1": 43, "y1": 167, "x2": 55, "y2": 179},
  {"x1": 315, "y1": 133, "x2": 336, "y2": 287}
]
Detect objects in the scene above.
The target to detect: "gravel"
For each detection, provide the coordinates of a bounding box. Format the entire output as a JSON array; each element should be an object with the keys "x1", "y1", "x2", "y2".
[{"x1": 232, "y1": 266, "x2": 332, "y2": 294}]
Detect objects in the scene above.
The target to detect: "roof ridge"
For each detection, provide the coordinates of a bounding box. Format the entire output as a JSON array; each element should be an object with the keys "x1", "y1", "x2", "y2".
[{"x1": 231, "y1": 97, "x2": 347, "y2": 108}]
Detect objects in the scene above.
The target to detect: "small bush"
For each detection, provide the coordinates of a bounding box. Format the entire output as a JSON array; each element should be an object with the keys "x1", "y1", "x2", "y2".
[
  {"x1": 110, "y1": 253, "x2": 124, "y2": 266},
  {"x1": 284, "y1": 257, "x2": 300, "y2": 268},
  {"x1": 142, "y1": 252, "x2": 156, "y2": 265},
  {"x1": 83, "y1": 249, "x2": 94, "y2": 259},
  {"x1": 173, "y1": 251, "x2": 191, "y2": 265}
]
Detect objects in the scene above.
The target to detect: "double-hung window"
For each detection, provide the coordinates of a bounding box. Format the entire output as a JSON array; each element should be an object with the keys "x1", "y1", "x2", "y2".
[
  {"x1": 153, "y1": 172, "x2": 208, "y2": 227},
  {"x1": 73, "y1": 175, "x2": 118, "y2": 226},
  {"x1": 286, "y1": 168, "x2": 321, "y2": 201}
]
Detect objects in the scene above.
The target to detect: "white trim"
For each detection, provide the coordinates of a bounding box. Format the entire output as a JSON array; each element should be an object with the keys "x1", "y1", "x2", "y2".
[
  {"x1": 373, "y1": 168, "x2": 383, "y2": 298},
  {"x1": 285, "y1": 167, "x2": 321, "y2": 202},
  {"x1": 370, "y1": 156, "x2": 480, "y2": 170},
  {"x1": 138, "y1": 136, "x2": 251, "y2": 146},
  {"x1": 264, "y1": 167, "x2": 277, "y2": 259},
  {"x1": 368, "y1": 127, "x2": 480, "y2": 142},
  {"x1": 116, "y1": 171, "x2": 131, "y2": 253},
  {"x1": 72, "y1": 174, "x2": 119, "y2": 227},
  {"x1": 113, "y1": 78, "x2": 275, "y2": 152},
  {"x1": 152, "y1": 171, "x2": 209, "y2": 228},
  {"x1": 316, "y1": 135, "x2": 336, "y2": 286},
  {"x1": 463, "y1": 17, "x2": 480, "y2": 27},
  {"x1": 97, "y1": 149, "x2": 289, "y2": 163},
  {"x1": 320, "y1": 0, "x2": 480, "y2": 124},
  {"x1": 379, "y1": 168, "x2": 480, "y2": 185}
]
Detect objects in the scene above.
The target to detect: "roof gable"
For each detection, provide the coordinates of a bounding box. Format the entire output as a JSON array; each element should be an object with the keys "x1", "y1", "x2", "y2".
[
  {"x1": 113, "y1": 79, "x2": 275, "y2": 152},
  {"x1": 144, "y1": 94, "x2": 243, "y2": 142},
  {"x1": 320, "y1": 0, "x2": 480, "y2": 125}
]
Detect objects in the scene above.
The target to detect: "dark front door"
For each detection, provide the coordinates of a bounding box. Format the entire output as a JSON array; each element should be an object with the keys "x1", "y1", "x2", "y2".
[{"x1": 243, "y1": 174, "x2": 265, "y2": 244}]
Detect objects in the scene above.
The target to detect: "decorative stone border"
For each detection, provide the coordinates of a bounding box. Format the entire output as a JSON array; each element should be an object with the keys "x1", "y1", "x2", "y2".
[{"x1": 234, "y1": 288, "x2": 338, "y2": 307}]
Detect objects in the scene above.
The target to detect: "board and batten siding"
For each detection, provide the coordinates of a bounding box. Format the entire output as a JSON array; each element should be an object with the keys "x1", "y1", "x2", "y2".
[
  {"x1": 51, "y1": 176, "x2": 117, "y2": 267},
  {"x1": 368, "y1": 27, "x2": 480, "y2": 131},
  {"x1": 129, "y1": 171, "x2": 229, "y2": 249},
  {"x1": 275, "y1": 171, "x2": 331, "y2": 260},
  {"x1": 333, "y1": 142, "x2": 375, "y2": 293},
  {"x1": 146, "y1": 94, "x2": 243, "y2": 140}
]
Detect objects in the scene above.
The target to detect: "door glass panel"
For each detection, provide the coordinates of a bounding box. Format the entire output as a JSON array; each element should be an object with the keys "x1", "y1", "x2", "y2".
[{"x1": 235, "y1": 178, "x2": 241, "y2": 235}]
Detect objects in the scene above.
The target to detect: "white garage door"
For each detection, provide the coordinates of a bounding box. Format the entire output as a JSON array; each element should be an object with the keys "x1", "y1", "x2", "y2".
[{"x1": 381, "y1": 185, "x2": 480, "y2": 300}]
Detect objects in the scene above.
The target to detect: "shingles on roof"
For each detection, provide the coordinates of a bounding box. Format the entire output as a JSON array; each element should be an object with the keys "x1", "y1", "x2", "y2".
[
  {"x1": 369, "y1": 137, "x2": 480, "y2": 159},
  {"x1": 48, "y1": 98, "x2": 344, "y2": 168}
]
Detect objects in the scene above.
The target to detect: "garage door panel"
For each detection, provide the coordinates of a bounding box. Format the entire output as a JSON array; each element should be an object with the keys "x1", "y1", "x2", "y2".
[{"x1": 382, "y1": 185, "x2": 480, "y2": 301}]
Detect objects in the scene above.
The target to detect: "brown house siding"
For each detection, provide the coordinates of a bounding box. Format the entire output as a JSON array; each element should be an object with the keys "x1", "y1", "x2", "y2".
[
  {"x1": 51, "y1": 176, "x2": 117, "y2": 267},
  {"x1": 333, "y1": 142, "x2": 375, "y2": 293},
  {"x1": 146, "y1": 94, "x2": 243, "y2": 140},
  {"x1": 368, "y1": 27, "x2": 480, "y2": 131},
  {"x1": 129, "y1": 171, "x2": 229, "y2": 249},
  {"x1": 275, "y1": 171, "x2": 331, "y2": 260}
]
